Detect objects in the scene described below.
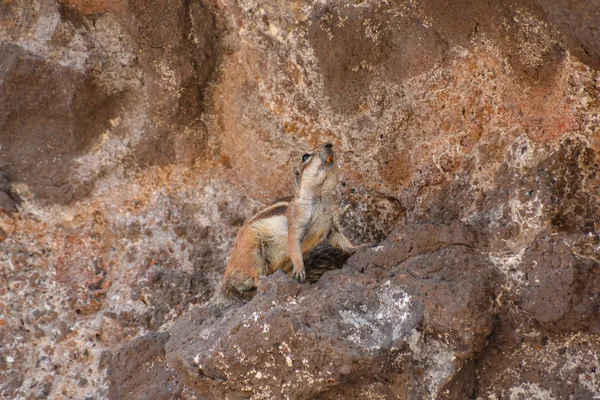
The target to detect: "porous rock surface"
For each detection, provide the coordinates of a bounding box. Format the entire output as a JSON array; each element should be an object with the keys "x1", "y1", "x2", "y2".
[
  {"x1": 1, "y1": 0, "x2": 599, "y2": 399},
  {"x1": 166, "y1": 223, "x2": 493, "y2": 399}
]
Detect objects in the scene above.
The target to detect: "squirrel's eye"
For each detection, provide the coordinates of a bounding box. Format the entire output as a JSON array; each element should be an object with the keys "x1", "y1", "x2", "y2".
[{"x1": 301, "y1": 153, "x2": 311, "y2": 163}]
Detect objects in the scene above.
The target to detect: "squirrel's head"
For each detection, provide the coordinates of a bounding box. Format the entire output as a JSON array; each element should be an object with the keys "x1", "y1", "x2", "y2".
[{"x1": 294, "y1": 142, "x2": 339, "y2": 197}]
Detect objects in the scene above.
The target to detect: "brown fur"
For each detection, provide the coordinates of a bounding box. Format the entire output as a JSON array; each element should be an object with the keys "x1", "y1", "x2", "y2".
[{"x1": 220, "y1": 143, "x2": 360, "y2": 301}]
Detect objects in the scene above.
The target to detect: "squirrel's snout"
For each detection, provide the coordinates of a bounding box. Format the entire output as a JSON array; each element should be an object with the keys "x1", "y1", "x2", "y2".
[{"x1": 321, "y1": 143, "x2": 334, "y2": 164}]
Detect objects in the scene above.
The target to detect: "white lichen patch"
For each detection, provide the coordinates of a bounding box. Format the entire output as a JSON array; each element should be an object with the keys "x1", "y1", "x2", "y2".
[
  {"x1": 339, "y1": 309, "x2": 381, "y2": 347},
  {"x1": 380, "y1": 281, "x2": 412, "y2": 342},
  {"x1": 507, "y1": 194, "x2": 543, "y2": 237},
  {"x1": 407, "y1": 330, "x2": 457, "y2": 399},
  {"x1": 507, "y1": 383, "x2": 556, "y2": 400},
  {"x1": 489, "y1": 248, "x2": 527, "y2": 297},
  {"x1": 506, "y1": 137, "x2": 541, "y2": 170},
  {"x1": 338, "y1": 281, "x2": 413, "y2": 350}
]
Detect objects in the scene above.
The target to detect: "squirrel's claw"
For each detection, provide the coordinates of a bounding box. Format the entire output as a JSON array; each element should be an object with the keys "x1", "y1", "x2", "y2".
[{"x1": 292, "y1": 268, "x2": 306, "y2": 283}]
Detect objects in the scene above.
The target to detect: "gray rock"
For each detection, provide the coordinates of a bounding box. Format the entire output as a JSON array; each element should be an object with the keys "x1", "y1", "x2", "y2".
[
  {"x1": 107, "y1": 332, "x2": 182, "y2": 400},
  {"x1": 0, "y1": 191, "x2": 17, "y2": 214},
  {"x1": 166, "y1": 223, "x2": 495, "y2": 399}
]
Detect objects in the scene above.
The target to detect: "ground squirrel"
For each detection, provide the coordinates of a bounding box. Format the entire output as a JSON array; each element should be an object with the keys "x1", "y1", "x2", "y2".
[{"x1": 221, "y1": 142, "x2": 360, "y2": 300}]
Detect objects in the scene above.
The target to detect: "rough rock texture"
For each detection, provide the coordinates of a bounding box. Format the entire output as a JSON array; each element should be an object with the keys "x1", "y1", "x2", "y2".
[
  {"x1": 1, "y1": 0, "x2": 599, "y2": 399},
  {"x1": 107, "y1": 332, "x2": 181, "y2": 400},
  {"x1": 166, "y1": 223, "x2": 494, "y2": 399},
  {"x1": 1, "y1": 0, "x2": 215, "y2": 204}
]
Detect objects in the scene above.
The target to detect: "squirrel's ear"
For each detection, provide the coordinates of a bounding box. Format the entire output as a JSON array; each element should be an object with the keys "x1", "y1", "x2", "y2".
[{"x1": 294, "y1": 167, "x2": 300, "y2": 187}]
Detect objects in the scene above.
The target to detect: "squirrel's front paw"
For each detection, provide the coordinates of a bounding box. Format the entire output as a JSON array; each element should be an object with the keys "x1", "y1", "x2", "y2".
[{"x1": 292, "y1": 267, "x2": 306, "y2": 283}]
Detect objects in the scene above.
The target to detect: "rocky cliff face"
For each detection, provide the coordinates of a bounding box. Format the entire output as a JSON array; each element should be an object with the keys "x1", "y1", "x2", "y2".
[{"x1": 1, "y1": 0, "x2": 599, "y2": 399}]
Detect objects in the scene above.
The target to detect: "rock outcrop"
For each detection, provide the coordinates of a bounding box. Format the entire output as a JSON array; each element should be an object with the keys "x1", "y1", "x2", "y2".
[
  {"x1": 1, "y1": 0, "x2": 599, "y2": 398},
  {"x1": 166, "y1": 223, "x2": 494, "y2": 399}
]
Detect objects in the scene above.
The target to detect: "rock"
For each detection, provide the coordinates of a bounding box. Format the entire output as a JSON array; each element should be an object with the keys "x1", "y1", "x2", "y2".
[
  {"x1": 131, "y1": 268, "x2": 212, "y2": 330},
  {"x1": 537, "y1": 0, "x2": 600, "y2": 70},
  {"x1": 0, "y1": 375, "x2": 24, "y2": 400},
  {"x1": 0, "y1": 173, "x2": 17, "y2": 213},
  {"x1": 0, "y1": 0, "x2": 216, "y2": 204},
  {"x1": 0, "y1": 173, "x2": 10, "y2": 193},
  {"x1": 307, "y1": 2, "x2": 447, "y2": 114},
  {"x1": 107, "y1": 332, "x2": 182, "y2": 400},
  {"x1": 521, "y1": 232, "x2": 600, "y2": 334},
  {"x1": 476, "y1": 304, "x2": 600, "y2": 400},
  {"x1": 0, "y1": 192, "x2": 17, "y2": 214},
  {"x1": 349, "y1": 221, "x2": 481, "y2": 269},
  {"x1": 165, "y1": 223, "x2": 495, "y2": 399}
]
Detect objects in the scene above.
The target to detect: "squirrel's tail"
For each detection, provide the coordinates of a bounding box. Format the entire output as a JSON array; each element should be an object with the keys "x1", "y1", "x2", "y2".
[{"x1": 210, "y1": 278, "x2": 255, "y2": 305}]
